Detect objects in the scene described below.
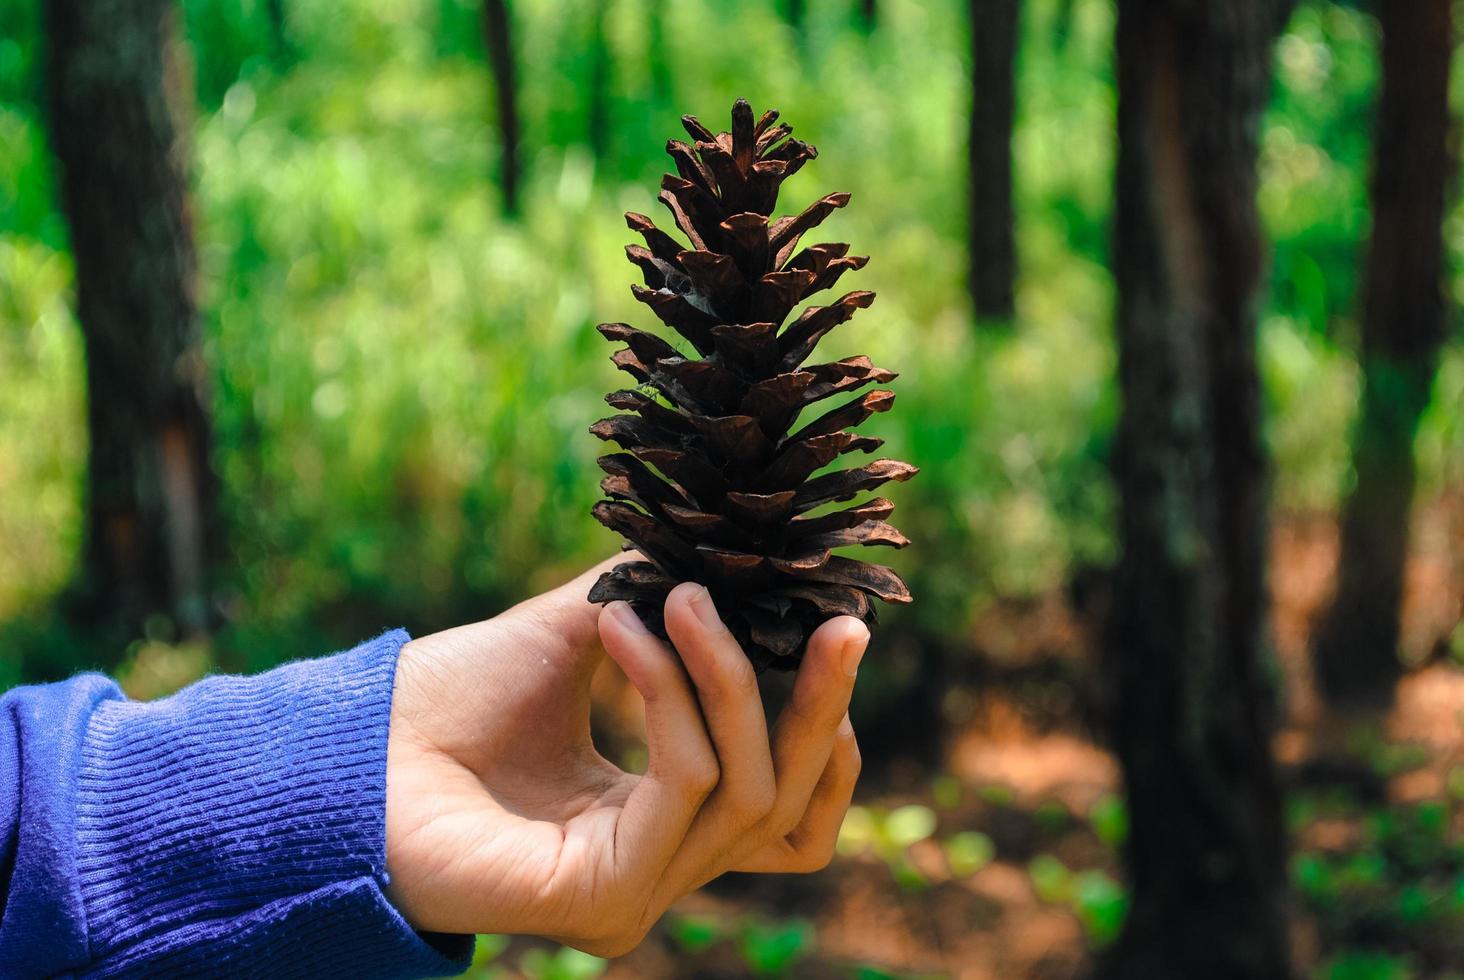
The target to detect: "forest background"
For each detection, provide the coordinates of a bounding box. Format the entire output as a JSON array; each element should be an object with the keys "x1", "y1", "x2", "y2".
[{"x1": 3, "y1": 0, "x2": 1464, "y2": 977}]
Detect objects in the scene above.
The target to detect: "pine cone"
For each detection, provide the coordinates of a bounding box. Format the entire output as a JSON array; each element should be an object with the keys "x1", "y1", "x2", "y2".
[{"x1": 588, "y1": 99, "x2": 916, "y2": 671}]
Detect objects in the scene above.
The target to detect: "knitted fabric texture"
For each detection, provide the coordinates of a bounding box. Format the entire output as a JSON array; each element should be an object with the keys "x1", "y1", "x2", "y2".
[{"x1": 0, "y1": 630, "x2": 472, "y2": 978}]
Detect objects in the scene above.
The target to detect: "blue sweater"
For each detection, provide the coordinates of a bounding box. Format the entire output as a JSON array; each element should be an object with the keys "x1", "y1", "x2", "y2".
[{"x1": 0, "y1": 630, "x2": 473, "y2": 978}]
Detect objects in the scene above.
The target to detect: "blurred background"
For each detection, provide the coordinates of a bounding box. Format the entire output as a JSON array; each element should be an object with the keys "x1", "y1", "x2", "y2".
[{"x1": 2, "y1": 0, "x2": 1463, "y2": 976}]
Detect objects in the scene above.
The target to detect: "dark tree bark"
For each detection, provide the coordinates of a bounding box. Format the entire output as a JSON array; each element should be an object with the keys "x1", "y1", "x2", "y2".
[
  {"x1": 265, "y1": 0, "x2": 291, "y2": 62},
  {"x1": 1051, "y1": 0, "x2": 1075, "y2": 51},
  {"x1": 646, "y1": 0, "x2": 673, "y2": 104},
  {"x1": 482, "y1": 0, "x2": 521, "y2": 217},
  {"x1": 968, "y1": 0, "x2": 1018, "y2": 322},
  {"x1": 782, "y1": 0, "x2": 806, "y2": 42},
  {"x1": 44, "y1": 0, "x2": 216, "y2": 641},
  {"x1": 1102, "y1": 1, "x2": 1295, "y2": 977},
  {"x1": 588, "y1": 0, "x2": 611, "y2": 160},
  {"x1": 1312, "y1": 0, "x2": 1454, "y2": 709}
]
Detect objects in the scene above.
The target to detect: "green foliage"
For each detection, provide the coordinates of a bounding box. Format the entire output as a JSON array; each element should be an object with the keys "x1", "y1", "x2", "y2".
[
  {"x1": 1028, "y1": 853, "x2": 1073, "y2": 904},
  {"x1": 471, "y1": 934, "x2": 509, "y2": 966},
  {"x1": 738, "y1": 917, "x2": 816, "y2": 977},
  {"x1": 1, "y1": 1, "x2": 1462, "y2": 975},
  {"x1": 1026, "y1": 853, "x2": 1128, "y2": 946},
  {"x1": 518, "y1": 946, "x2": 607, "y2": 980},
  {"x1": 931, "y1": 773, "x2": 962, "y2": 810},
  {"x1": 838, "y1": 803, "x2": 940, "y2": 889},
  {"x1": 1318, "y1": 950, "x2": 1417, "y2": 980},
  {"x1": 461, "y1": 934, "x2": 512, "y2": 978},
  {"x1": 4, "y1": 0, "x2": 1463, "y2": 671},
  {"x1": 2, "y1": 0, "x2": 1462, "y2": 676},
  {"x1": 943, "y1": 830, "x2": 995, "y2": 877},
  {"x1": 666, "y1": 914, "x2": 722, "y2": 955},
  {"x1": 1071, "y1": 869, "x2": 1127, "y2": 946},
  {"x1": 883, "y1": 805, "x2": 938, "y2": 849},
  {"x1": 1088, "y1": 793, "x2": 1128, "y2": 848}
]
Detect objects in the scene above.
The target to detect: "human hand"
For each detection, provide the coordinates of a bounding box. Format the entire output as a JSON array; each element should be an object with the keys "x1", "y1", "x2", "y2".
[{"x1": 383, "y1": 555, "x2": 867, "y2": 956}]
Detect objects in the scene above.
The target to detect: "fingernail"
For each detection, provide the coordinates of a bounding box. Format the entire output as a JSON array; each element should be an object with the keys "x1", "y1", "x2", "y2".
[
  {"x1": 838, "y1": 713, "x2": 855, "y2": 736},
  {"x1": 841, "y1": 630, "x2": 868, "y2": 678},
  {"x1": 609, "y1": 600, "x2": 650, "y2": 635},
  {"x1": 688, "y1": 586, "x2": 724, "y2": 632}
]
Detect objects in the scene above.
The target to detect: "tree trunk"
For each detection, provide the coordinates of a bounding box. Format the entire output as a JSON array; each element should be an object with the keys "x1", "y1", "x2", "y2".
[
  {"x1": 968, "y1": 0, "x2": 1018, "y2": 323},
  {"x1": 44, "y1": 0, "x2": 216, "y2": 641},
  {"x1": 1312, "y1": 0, "x2": 1454, "y2": 709},
  {"x1": 1051, "y1": 0, "x2": 1075, "y2": 51},
  {"x1": 482, "y1": 0, "x2": 521, "y2": 217},
  {"x1": 782, "y1": 0, "x2": 806, "y2": 43},
  {"x1": 646, "y1": 0, "x2": 673, "y2": 104},
  {"x1": 588, "y1": 0, "x2": 611, "y2": 160},
  {"x1": 856, "y1": 0, "x2": 876, "y2": 33},
  {"x1": 1102, "y1": 1, "x2": 1294, "y2": 977},
  {"x1": 265, "y1": 0, "x2": 291, "y2": 62}
]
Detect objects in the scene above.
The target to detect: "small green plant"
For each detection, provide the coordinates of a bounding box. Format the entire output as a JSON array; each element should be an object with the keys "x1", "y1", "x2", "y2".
[
  {"x1": 1028, "y1": 853, "x2": 1073, "y2": 904},
  {"x1": 1447, "y1": 622, "x2": 1464, "y2": 664},
  {"x1": 1026, "y1": 854, "x2": 1127, "y2": 946},
  {"x1": 1445, "y1": 766, "x2": 1464, "y2": 801},
  {"x1": 852, "y1": 967, "x2": 899, "y2": 980},
  {"x1": 1393, "y1": 883, "x2": 1438, "y2": 926},
  {"x1": 471, "y1": 934, "x2": 509, "y2": 967},
  {"x1": 931, "y1": 774, "x2": 963, "y2": 810},
  {"x1": 1088, "y1": 793, "x2": 1128, "y2": 847},
  {"x1": 738, "y1": 918, "x2": 816, "y2": 977},
  {"x1": 884, "y1": 805, "x2": 938, "y2": 850},
  {"x1": 978, "y1": 784, "x2": 1017, "y2": 807},
  {"x1": 666, "y1": 914, "x2": 722, "y2": 955},
  {"x1": 837, "y1": 805, "x2": 876, "y2": 855},
  {"x1": 518, "y1": 946, "x2": 607, "y2": 980},
  {"x1": 1072, "y1": 870, "x2": 1127, "y2": 946},
  {"x1": 1320, "y1": 950, "x2": 1417, "y2": 980},
  {"x1": 837, "y1": 803, "x2": 938, "y2": 889},
  {"x1": 1293, "y1": 851, "x2": 1340, "y2": 908},
  {"x1": 943, "y1": 831, "x2": 995, "y2": 877}
]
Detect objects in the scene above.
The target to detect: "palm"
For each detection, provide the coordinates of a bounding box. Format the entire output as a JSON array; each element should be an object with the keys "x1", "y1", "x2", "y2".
[{"x1": 386, "y1": 593, "x2": 647, "y2": 937}]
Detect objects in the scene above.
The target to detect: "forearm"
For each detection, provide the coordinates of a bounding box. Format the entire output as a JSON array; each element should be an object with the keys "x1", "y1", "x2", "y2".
[{"x1": 0, "y1": 632, "x2": 471, "y2": 979}]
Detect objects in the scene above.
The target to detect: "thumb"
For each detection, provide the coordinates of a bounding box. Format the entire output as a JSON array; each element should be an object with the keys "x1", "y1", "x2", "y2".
[{"x1": 500, "y1": 552, "x2": 646, "y2": 663}]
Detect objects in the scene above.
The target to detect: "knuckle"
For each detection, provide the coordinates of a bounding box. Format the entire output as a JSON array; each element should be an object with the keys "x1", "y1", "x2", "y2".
[
  {"x1": 719, "y1": 656, "x2": 759, "y2": 697},
  {"x1": 584, "y1": 932, "x2": 640, "y2": 959},
  {"x1": 764, "y1": 803, "x2": 802, "y2": 841},
  {"x1": 787, "y1": 691, "x2": 842, "y2": 735},
  {"x1": 600, "y1": 910, "x2": 656, "y2": 957},
  {"x1": 684, "y1": 754, "x2": 721, "y2": 798},
  {"x1": 638, "y1": 660, "x2": 684, "y2": 708},
  {"x1": 728, "y1": 778, "x2": 777, "y2": 826},
  {"x1": 587, "y1": 905, "x2": 641, "y2": 946},
  {"x1": 794, "y1": 842, "x2": 836, "y2": 873}
]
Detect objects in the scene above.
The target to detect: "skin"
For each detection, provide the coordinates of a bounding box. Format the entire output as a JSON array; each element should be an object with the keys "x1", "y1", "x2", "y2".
[{"x1": 384, "y1": 555, "x2": 867, "y2": 956}]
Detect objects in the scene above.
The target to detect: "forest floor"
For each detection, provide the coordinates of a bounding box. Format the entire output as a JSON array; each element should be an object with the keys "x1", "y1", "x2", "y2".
[{"x1": 471, "y1": 499, "x2": 1464, "y2": 980}]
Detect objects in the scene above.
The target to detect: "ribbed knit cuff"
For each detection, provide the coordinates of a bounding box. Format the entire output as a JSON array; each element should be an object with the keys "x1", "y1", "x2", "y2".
[{"x1": 72, "y1": 630, "x2": 472, "y2": 978}]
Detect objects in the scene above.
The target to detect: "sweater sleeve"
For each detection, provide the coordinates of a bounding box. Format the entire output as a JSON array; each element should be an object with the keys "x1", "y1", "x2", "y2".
[{"x1": 0, "y1": 630, "x2": 474, "y2": 979}]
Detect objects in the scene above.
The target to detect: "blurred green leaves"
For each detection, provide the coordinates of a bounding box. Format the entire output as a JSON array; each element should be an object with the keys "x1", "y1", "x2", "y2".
[
  {"x1": 943, "y1": 830, "x2": 995, "y2": 877},
  {"x1": 518, "y1": 946, "x2": 606, "y2": 980},
  {"x1": 4, "y1": 0, "x2": 1462, "y2": 670},
  {"x1": 1028, "y1": 854, "x2": 1127, "y2": 947},
  {"x1": 738, "y1": 918, "x2": 816, "y2": 977}
]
